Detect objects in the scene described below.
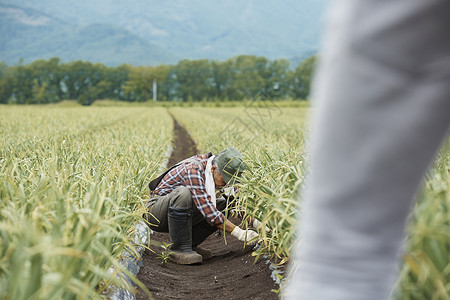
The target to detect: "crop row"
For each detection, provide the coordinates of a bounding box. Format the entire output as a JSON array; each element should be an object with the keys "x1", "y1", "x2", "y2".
[
  {"x1": 170, "y1": 104, "x2": 309, "y2": 262},
  {"x1": 170, "y1": 105, "x2": 449, "y2": 299},
  {"x1": 1, "y1": 104, "x2": 447, "y2": 299},
  {"x1": 0, "y1": 106, "x2": 172, "y2": 299}
]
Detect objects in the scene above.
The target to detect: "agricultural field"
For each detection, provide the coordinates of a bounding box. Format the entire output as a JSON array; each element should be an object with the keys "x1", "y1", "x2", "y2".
[
  {"x1": 170, "y1": 104, "x2": 309, "y2": 261},
  {"x1": 170, "y1": 103, "x2": 450, "y2": 299},
  {"x1": 0, "y1": 102, "x2": 448, "y2": 299},
  {"x1": 393, "y1": 141, "x2": 450, "y2": 300},
  {"x1": 0, "y1": 106, "x2": 172, "y2": 299}
]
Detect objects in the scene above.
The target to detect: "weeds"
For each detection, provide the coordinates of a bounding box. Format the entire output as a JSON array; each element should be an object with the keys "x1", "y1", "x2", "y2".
[{"x1": 157, "y1": 242, "x2": 174, "y2": 266}]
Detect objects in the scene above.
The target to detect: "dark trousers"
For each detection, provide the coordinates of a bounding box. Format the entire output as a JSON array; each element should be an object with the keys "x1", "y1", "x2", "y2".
[{"x1": 144, "y1": 186, "x2": 228, "y2": 247}]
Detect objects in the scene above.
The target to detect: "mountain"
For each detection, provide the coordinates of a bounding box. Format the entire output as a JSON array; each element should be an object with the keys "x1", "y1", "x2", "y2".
[
  {"x1": 1, "y1": 0, "x2": 328, "y2": 66},
  {"x1": 0, "y1": 2, "x2": 178, "y2": 66}
]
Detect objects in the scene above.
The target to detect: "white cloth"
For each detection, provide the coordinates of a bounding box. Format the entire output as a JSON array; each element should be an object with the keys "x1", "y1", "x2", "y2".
[
  {"x1": 222, "y1": 186, "x2": 236, "y2": 197},
  {"x1": 284, "y1": 1, "x2": 450, "y2": 299},
  {"x1": 205, "y1": 155, "x2": 217, "y2": 207}
]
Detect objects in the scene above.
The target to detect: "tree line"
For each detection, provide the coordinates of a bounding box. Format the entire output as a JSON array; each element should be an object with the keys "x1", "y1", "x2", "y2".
[{"x1": 0, "y1": 55, "x2": 317, "y2": 105}]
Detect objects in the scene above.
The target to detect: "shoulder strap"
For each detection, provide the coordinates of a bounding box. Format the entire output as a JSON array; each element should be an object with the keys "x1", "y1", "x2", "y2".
[{"x1": 148, "y1": 157, "x2": 204, "y2": 191}]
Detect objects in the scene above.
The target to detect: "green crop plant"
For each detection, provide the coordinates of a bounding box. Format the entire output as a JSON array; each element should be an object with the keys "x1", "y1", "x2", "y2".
[
  {"x1": 393, "y1": 139, "x2": 450, "y2": 300},
  {"x1": 171, "y1": 105, "x2": 450, "y2": 298},
  {"x1": 170, "y1": 106, "x2": 308, "y2": 262},
  {"x1": 4, "y1": 102, "x2": 444, "y2": 299},
  {"x1": 238, "y1": 145, "x2": 305, "y2": 262},
  {"x1": 156, "y1": 242, "x2": 174, "y2": 266},
  {"x1": 0, "y1": 106, "x2": 172, "y2": 299}
]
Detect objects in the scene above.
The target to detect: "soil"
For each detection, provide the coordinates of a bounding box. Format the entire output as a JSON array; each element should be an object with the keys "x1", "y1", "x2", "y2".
[
  {"x1": 167, "y1": 116, "x2": 198, "y2": 167},
  {"x1": 136, "y1": 113, "x2": 279, "y2": 300}
]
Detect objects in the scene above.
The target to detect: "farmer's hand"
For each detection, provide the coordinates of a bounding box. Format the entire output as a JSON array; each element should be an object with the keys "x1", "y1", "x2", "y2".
[
  {"x1": 252, "y1": 218, "x2": 271, "y2": 233},
  {"x1": 230, "y1": 226, "x2": 259, "y2": 245}
]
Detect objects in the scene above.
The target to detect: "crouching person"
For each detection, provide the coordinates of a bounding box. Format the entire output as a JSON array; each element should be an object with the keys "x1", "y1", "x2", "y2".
[{"x1": 144, "y1": 147, "x2": 258, "y2": 265}]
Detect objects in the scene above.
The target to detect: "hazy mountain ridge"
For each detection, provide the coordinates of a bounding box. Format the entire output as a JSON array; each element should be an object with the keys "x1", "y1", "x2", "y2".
[
  {"x1": 0, "y1": 2, "x2": 178, "y2": 66},
  {"x1": 1, "y1": 0, "x2": 327, "y2": 66}
]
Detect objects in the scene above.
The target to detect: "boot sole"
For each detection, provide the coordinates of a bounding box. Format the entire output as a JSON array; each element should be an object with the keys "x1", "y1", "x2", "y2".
[
  {"x1": 169, "y1": 252, "x2": 203, "y2": 265},
  {"x1": 193, "y1": 247, "x2": 214, "y2": 261}
]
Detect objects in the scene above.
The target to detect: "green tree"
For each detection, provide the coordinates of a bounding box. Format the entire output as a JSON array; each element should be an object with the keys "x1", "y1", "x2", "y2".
[
  {"x1": 264, "y1": 59, "x2": 290, "y2": 99},
  {"x1": 108, "y1": 64, "x2": 131, "y2": 100},
  {"x1": 1, "y1": 54, "x2": 313, "y2": 104},
  {"x1": 62, "y1": 61, "x2": 95, "y2": 100},
  {"x1": 124, "y1": 65, "x2": 169, "y2": 102},
  {"x1": 292, "y1": 55, "x2": 317, "y2": 100},
  {"x1": 32, "y1": 80, "x2": 47, "y2": 104},
  {"x1": 78, "y1": 80, "x2": 112, "y2": 106},
  {"x1": 0, "y1": 61, "x2": 11, "y2": 104},
  {"x1": 29, "y1": 58, "x2": 62, "y2": 103},
  {"x1": 11, "y1": 63, "x2": 34, "y2": 104},
  {"x1": 231, "y1": 55, "x2": 266, "y2": 100},
  {"x1": 152, "y1": 64, "x2": 172, "y2": 101},
  {"x1": 173, "y1": 59, "x2": 213, "y2": 102},
  {"x1": 211, "y1": 59, "x2": 234, "y2": 101}
]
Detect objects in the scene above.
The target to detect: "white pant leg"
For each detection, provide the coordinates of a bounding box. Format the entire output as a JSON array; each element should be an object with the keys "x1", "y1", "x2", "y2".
[{"x1": 284, "y1": 0, "x2": 450, "y2": 299}]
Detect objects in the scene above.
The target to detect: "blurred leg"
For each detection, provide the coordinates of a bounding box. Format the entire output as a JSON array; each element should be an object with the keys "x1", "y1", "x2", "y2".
[{"x1": 285, "y1": 0, "x2": 450, "y2": 299}]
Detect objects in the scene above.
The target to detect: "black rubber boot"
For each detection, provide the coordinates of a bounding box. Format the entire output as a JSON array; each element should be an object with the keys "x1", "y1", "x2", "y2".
[
  {"x1": 192, "y1": 220, "x2": 217, "y2": 247},
  {"x1": 168, "y1": 207, "x2": 202, "y2": 265}
]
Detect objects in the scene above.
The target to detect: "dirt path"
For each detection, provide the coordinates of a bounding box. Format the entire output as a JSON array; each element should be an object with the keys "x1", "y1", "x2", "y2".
[
  {"x1": 167, "y1": 116, "x2": 198, "y2": 167},
  {"x1": 136, "y1": 114, "x2": 279, "y2": 300}
]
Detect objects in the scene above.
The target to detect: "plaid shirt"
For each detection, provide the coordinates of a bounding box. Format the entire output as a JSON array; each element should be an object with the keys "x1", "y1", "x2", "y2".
[{"x1": 154, "y1": 152, "x2": 224, "y2": 226}]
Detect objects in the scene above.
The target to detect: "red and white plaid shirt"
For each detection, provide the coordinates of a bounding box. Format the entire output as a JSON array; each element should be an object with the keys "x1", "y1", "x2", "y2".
[{"x1": 154, "y1": 152, "x2": 224, "y2": 226}]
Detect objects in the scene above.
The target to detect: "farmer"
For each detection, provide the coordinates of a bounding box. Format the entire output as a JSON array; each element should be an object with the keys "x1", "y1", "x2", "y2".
[{"x1": 144, "y1": 147, "x2": 258, "y2": 265}]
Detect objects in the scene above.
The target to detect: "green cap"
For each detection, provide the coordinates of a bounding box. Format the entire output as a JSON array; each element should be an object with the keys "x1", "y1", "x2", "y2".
[{"x1": 217, "y1": 147, "x2": 247, "y2": 185}]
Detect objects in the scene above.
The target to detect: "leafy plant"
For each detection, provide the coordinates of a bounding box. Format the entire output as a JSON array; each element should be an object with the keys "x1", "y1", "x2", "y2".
[
  {"x1": 156, "y1": 242, "x2": 174, "y2": 266},
  {"x1": 0, "y1": 106, "x2": 173, "y2": 299},
  {"x1": 171, "y1": 106, "x2": 450, "y2": 298},
  {"x1": 170, "y1": 106, "x2": 307, "y2": 262},
  {"x1": 393, "y1": 140, "x2": 450, "y2": 300}
]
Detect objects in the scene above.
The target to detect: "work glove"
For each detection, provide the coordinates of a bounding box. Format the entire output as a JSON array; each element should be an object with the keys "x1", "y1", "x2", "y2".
[
  {"x1": 252, "y1": 219, "x2": 271, "y2": 233},
  {"x1": 230, "y1": 226, "x2": 259, "y2": 245}
]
